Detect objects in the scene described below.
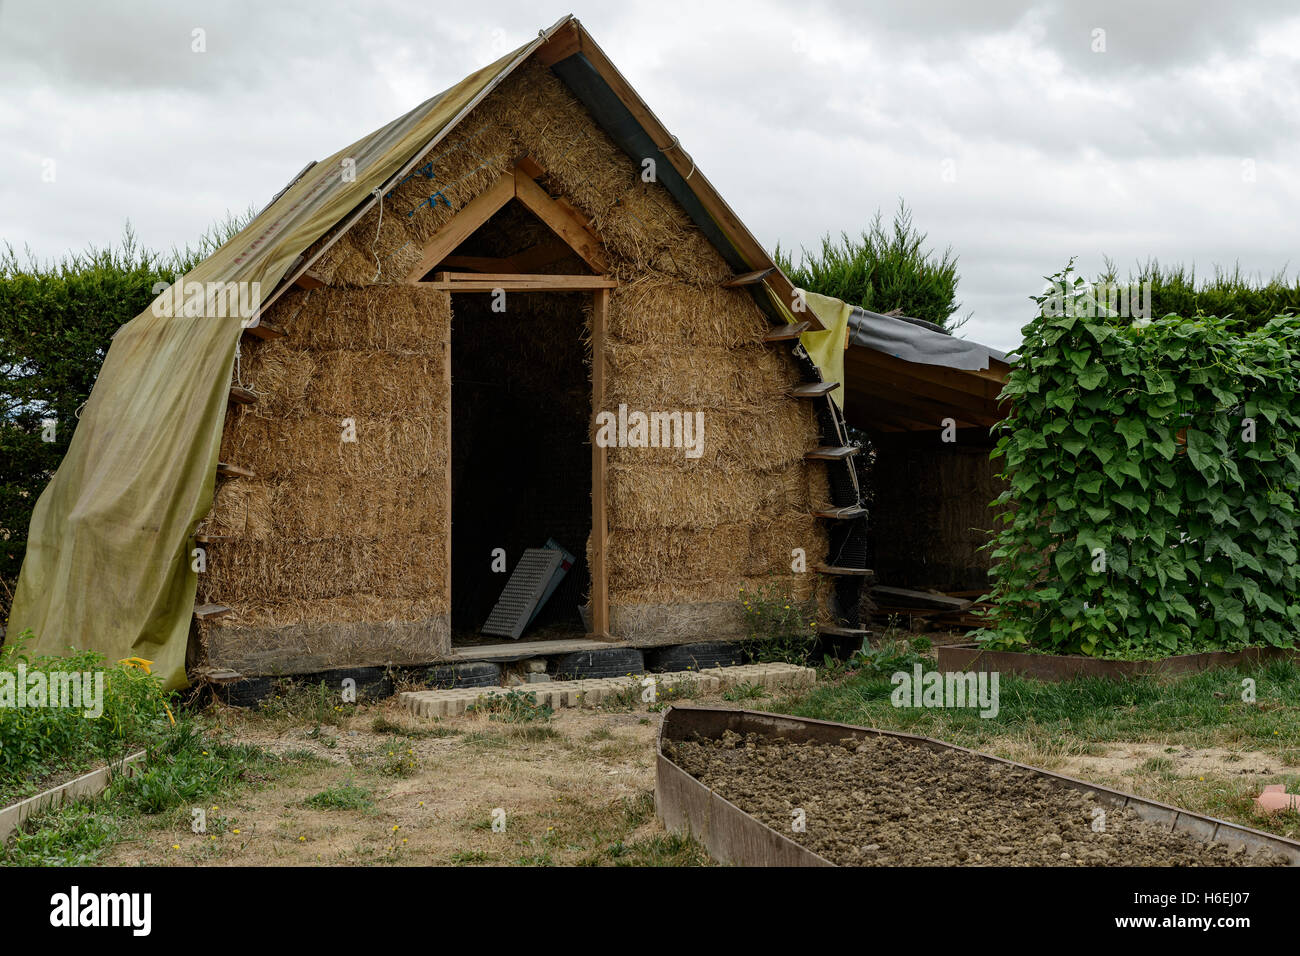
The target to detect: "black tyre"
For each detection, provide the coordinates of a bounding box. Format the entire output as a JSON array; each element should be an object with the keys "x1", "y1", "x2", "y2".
[
  {"x1": 219, "y1": 676, "x2": 278, "y2": 708},
  {"x1": 425, "y1": 661, "x2": 501, "y2": 689},
  {"x1": 646, "y1": 642, "x2": 743, "y2": 673},
  {"x1": 553, "y1": 648, "x2": 645, "y2": 679},
  {"x1": 303, "y1": 666, "x2": 394, "y2": 701}
]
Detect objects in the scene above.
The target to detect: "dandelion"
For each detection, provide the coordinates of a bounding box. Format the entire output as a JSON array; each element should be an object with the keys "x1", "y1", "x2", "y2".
[
  {"x1": 171, "y1": 844, "x2": 180, "y2": 850},
  {"x1": 233, "y1": 829, "x2": 241, "y2": 835},
  {"x1": 299, "y1": 836, "x2": 306, "y2": 842},
  {"x1": 392, "y1": 825, "x2": 400, "y2": 832}
]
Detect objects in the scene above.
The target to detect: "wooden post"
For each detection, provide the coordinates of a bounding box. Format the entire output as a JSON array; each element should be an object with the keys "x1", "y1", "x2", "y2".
[
  {"x1": 590, "y1": 287, "x2": 610, "y2": 639},
  {"x1": 442, "y1": 290, "x2": 454, "y2": 636}
]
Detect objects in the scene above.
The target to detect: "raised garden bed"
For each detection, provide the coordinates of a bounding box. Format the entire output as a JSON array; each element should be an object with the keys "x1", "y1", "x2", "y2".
[
  {"x1": 934, "y1": 644, "x2": 1300, "y2": 681},
  {"x1": 656, "y1": 706, "x2": 1300, "y2": 867}
]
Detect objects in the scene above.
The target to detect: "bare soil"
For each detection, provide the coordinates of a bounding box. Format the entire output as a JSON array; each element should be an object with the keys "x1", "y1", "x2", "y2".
[{"x1": 666, "y1": 730, "x2": 1291, "y2": 866}]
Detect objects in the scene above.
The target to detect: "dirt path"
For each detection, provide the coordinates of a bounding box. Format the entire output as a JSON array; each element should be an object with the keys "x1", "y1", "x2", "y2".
[{"x1": 103, "y1": 701, "x2": 706, "y2": 867}]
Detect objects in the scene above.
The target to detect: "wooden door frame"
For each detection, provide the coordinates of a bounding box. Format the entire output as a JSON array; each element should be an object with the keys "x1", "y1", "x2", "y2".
[{"x1": 442, "y1": 283, "x2": 611, "y2": 641}]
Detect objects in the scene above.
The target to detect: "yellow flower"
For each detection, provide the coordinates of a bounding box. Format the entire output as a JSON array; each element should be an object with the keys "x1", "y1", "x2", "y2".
[
  {"x1": 171, "y1": 844, "x2": 180, "y2": 850},
  {"x1": 299, "y1": 836, "x2": 306, "y2": 842},
  {"x1": 392, "y1": 825, "x2": 400, "y2": 832},
  {"x1": 232, "y1": 829, "x2": 241, "y2": 835}
]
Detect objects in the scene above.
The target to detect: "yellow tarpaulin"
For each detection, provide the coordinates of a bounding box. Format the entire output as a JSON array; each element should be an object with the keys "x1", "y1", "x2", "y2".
[
  {"x1": 8, "y1": 37, "x2": 545, "y2": 689},
  {"x1": 798, "y1": 291, "x2": 853, "y2": 411}
]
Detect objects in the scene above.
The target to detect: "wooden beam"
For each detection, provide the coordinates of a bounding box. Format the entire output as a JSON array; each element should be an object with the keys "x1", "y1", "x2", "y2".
[
  {"x1": 241, "y1": 319, "x2": 284, "y2": 341},
  {"x1": 763, "y1": 321, "x2": 810, "y2": 342},
  {"x1": 441, "y1": 289, "x2": 453, "y2": 645},
  {"x1": 294, "y1": 270, "x2": 326, "y2": 290},
  {"x1": 590, "y1": 287, "x2": 610, "y2": 639},
  {"x1": 813, "y1": 505, "x2": 867, "y2": 520},
  {"x1": 846, "y1": 360, "x2": 1005, "y2": 420},
  {"x1": 872, "y1": 586, "x2": 972, "y2": 611},
  {"x1": 194, "y1": 604, "x2": 233, "y2": 622},
  {"x1": 804, "y1": 445, "x2": 858, "y2": 461},
  {"x1": 848, "y1": 378, "x2": 996, "y2": 429},
  {"x1": 514, "y1": 171, "x2": 609, "y2": 273},
  {"x1": 228, "y1": 386, "x2": 258, "y2": 406},
  {"x1": 851, "y1": 392, "x2": 973, "y2": 432},
  {"x1": 216, "y1": 462, "x2": 255, "y2": 479},
  {"x1": 721, "y1": 268, "x2": 774, "y2": 288},
  {"x1": 512, "y1": 154, "x2": 547, "y2": 180},
  {"x1": 848, "y1": 346, "x2": 1007, "y2": 402},
  {"x1": 817, "y1": 565, "x2": 876, "y2": 578},
  {"x1": 790, "y1": 382, "x2": 840, "y2": 399},
  {"x1": 424, "y1": 273, "x2": 617, "y2": 291},
  {"x1": 404, "y1": 172, "x2": 516, "y2": 283},
  {"x1": 535, "y1": 19, "x2": 582, "y2": 66}
]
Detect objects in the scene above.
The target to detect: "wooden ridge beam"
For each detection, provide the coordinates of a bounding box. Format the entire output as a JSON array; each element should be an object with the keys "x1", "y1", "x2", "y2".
[
  {"x1": 216, "y1": 462, "x2": 255, "y2": 479},
  {"x1": 228, "y1": 386, "x2": 258, "y2": 406}
]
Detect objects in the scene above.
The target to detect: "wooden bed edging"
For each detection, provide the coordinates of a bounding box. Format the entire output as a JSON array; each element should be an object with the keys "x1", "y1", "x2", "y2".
[
  {"x1": 655, "y1": 706, "x2": 1300, "y2": 867},
  {"x1": 935, "y1": 644, "x2": 1300, "y2": 681},
  {"x1": 0, "y1": 750, "x2": 147, "y2": 843}
]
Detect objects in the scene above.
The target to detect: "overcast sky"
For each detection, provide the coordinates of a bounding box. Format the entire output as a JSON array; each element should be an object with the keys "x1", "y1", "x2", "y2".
[{"x1": 2, "y1": 0, "x2": 1297, "y2": 350}]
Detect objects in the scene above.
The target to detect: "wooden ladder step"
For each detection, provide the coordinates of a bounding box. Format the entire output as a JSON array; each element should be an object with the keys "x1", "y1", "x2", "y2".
[
  {"x1": 228, "y1": 386, "x2": 258, "y2": 405},
  {"x1": 790, "y1": 382, "x2": 839, "y2": 399},
  {"x1": 194, "y1": 604, "x2": 233, "y2": 622},
  {"x1": 818, "y1": 625, "x2": 872, "y2": 639},
  {"x1": 805, "y1": 445, "x2": 858, "y2": 461},
  {"x1": 763, "y1": 321, "x2": 811, "y2": 342},
  {"x1": 216, "y1": 462, "x2": 255, "y2": 479},
  {"x1": 242, "y1": 319, "x2": 284, "y2": 341},
  {"x1": 817, "y1": 565, "x2": 876, "y2": 577},
  {"x1": 721, "y1": 267, "x2": 774, "y2": 288},
  {"x1": 813, "y1": 505, "x2": 867, "y2": 520}
]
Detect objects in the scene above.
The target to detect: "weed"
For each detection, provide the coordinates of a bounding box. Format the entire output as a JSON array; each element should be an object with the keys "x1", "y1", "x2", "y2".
[{"x1": 304, "y1": 784, "x2": 373, "y2": 811}]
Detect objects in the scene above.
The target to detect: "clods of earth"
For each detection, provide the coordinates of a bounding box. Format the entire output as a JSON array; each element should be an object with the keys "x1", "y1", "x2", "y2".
[{"x1": 666, "y1": 731, "x2": 1291, "y2": 866}]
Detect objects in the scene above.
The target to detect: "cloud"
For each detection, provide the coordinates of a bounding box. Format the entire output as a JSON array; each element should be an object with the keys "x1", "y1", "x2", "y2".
[{"x1": 1, "y1": 0, "x2": 1297, "y2": 351}]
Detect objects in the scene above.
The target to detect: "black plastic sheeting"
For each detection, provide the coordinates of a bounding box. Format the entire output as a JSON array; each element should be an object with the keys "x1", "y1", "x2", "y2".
[{"x1": 848, "y1": 305, "x2": 1010, "y2": 370}]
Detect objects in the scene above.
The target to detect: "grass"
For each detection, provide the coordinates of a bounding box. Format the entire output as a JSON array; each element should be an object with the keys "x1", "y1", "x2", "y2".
[
  {"x1": 782, "y1": 659, "x2": 1300, "y2": 752},
  {"x1": 304, "y1": 784, "x2": 373, "y2": 811},
  {"x1": 452, "y1": 790, "x2": 709, "y2": 867},
  {"x1": 370, "y1": 715, "x2": 459, "y2": 739},
  {"x1": 1, "y1": 718, "x2": 311, "y2": 866},
  {"x1": 465, "y1": 689, "x2": 553, "y2": 723},
  {"x1": 0, "y1": 640, "x2": 173, "y2": 804}
]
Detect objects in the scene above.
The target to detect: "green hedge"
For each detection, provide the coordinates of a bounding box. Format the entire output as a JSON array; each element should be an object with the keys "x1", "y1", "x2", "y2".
[
  {"x1": 1, "y1": 218, "x2": 249, "y2": 621},
  {"x1": 775, "y1": 201, "x2": 963, "y2": 329},
  {"x1": 982, "y1": 268, "x2": 1300, "y2": 658}
]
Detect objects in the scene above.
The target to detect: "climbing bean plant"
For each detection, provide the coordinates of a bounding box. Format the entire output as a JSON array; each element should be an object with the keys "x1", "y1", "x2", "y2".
[{"x1": 980, "y1": 268, "x2": 1300, "y2": 658}]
